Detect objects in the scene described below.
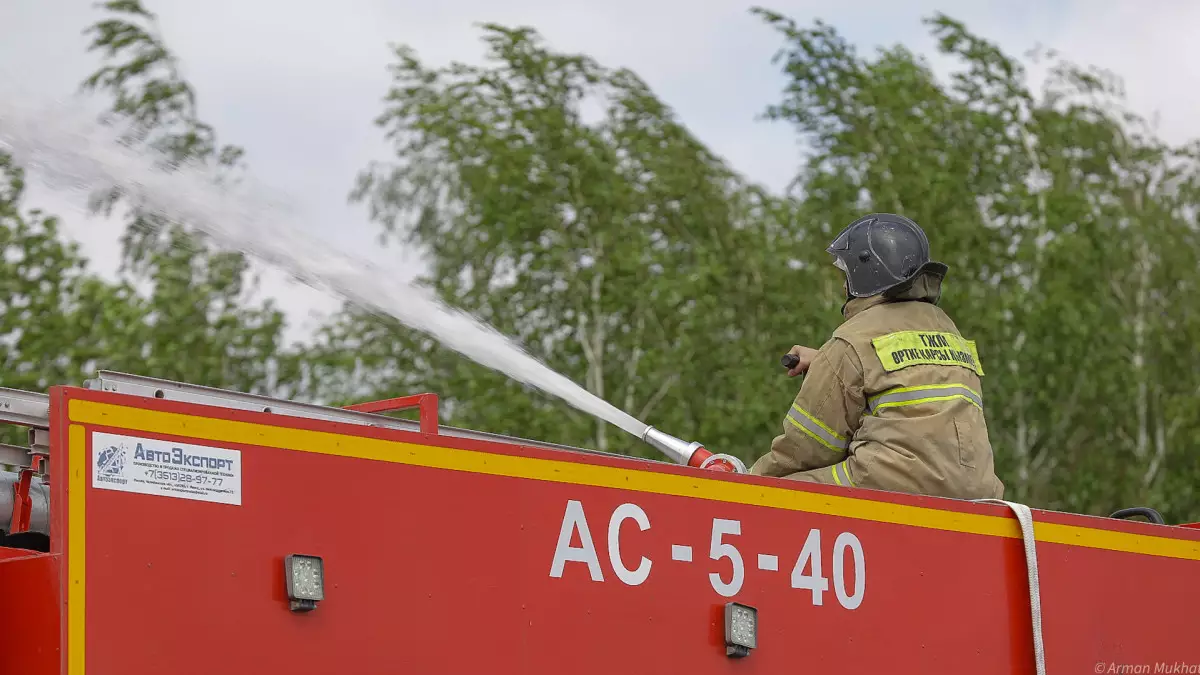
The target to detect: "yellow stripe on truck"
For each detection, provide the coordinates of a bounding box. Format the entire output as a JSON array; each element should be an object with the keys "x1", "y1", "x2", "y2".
[
  {"x1": 67, "y1": 399, "x2": 1200, "y2": 562},
  {"x1": 68, "y1": 423, "x2": 87, "y2": 675}
]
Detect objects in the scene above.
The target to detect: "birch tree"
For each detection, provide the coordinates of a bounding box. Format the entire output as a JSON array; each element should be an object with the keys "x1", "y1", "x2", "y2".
[
  {"x1": 755, "y1": 7, "x2": 1200, "y2": 520},
  {"x1": 299, "y1": 25, "x2": 823, "y2": 459},
  {"x1": 75, "y1": 0, "x2": 294, "y2": 393}
]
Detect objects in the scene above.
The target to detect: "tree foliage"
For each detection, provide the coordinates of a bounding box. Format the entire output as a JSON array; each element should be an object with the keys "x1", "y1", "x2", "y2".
[
  {"x1": 74, "y1": 0, "x2": 293, "y2": 392},
  {"x1": 0, "y1": 153, "x2": 147, "y2": 391},
  {"x1": 300, "y1": 25, "x2": 823, "y2": 459},
  {"x1": 0, "y1": 152, "x2": 154, "y2": 452},
  {"x1": 753, "y1": 7, "x2": 1200, "y2": 519},
  {"x1": 304, "y1": 13, "x2": 1200, "y2": 520},
  {"x1": 0, "y1": 0, "x2": 296, "y2": 451}
]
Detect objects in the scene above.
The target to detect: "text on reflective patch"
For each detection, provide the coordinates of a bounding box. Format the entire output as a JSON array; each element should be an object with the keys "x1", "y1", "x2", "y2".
[{"x1": 870, "y1": 330, "x2": 984, "y2": 376}]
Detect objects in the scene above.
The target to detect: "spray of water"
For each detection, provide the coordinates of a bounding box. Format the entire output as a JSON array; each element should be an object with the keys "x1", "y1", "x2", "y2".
[{"x1": 0, "y1": 97, "x2": 650, "y2": 439}]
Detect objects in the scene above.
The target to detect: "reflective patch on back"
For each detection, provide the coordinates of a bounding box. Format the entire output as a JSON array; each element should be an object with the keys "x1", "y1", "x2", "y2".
[{"x1": 871, "y1": 330, "x2": 984, "y2": 376}]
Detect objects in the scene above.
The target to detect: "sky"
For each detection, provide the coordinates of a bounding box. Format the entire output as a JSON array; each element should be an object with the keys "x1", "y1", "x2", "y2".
[{"x1": 2, "y1": 0, "x2": 1198, "y2": 344}]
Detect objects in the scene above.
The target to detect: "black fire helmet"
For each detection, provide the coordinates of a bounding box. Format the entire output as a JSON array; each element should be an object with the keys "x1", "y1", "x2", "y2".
[{"x1": 826, "y1": 213, "x2": 949, "y2": 298}]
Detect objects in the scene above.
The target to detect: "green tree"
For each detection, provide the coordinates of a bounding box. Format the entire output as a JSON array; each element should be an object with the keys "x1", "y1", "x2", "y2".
[
  {"x1": 1, "y1": 0, "x2": 299, "y2": 461},
  {"x1": 299, "y1": 24, "x2": 832, "y2": 462},
  {"x1": 753, "y1": 7, "x2": 1200, "y2": 521},
  {"x1": 76, "y1": 0, "x2": 293, "y2": 393},
  {"x1": 0, "y1": 153, "x2": 134, "y2": 389},
  {"x1": 0, "y1": 152, "x2": 156, "y2": 453}
]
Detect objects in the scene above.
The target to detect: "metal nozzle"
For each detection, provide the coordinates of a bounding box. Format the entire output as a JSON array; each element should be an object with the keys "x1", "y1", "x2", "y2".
[{"x1": 641, "y1": 426, "x2": 704, "y2": 466}]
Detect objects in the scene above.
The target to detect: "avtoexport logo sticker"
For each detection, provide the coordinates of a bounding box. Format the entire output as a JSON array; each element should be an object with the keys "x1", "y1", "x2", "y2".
[
  {"x1": 92, "y1": 432, "x2": 242, "y2": 506},
  {"x1": 95, "y1": 445, "x2": 128, "y2": 482}
]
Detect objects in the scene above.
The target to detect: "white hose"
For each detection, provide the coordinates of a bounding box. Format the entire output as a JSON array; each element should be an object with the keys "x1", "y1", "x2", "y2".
[{"x1": 974, "y1": 499, "x2": 1046, "y2": 675}]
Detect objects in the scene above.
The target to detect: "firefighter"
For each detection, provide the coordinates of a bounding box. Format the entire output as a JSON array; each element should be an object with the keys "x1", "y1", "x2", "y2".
[{"x1": 750, "y1": 213, "x2": 1005, "y2": 500}]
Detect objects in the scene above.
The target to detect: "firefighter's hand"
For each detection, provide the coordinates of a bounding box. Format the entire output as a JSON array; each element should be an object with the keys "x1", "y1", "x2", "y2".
[{"x1": 784, "y1": 345, "x2": 818, "y2": 377}]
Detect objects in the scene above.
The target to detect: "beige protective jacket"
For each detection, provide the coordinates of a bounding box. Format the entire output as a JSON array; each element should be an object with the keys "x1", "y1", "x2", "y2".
[{"x1": 750, "y1": 275, "x2": 1005, "y2": 500}]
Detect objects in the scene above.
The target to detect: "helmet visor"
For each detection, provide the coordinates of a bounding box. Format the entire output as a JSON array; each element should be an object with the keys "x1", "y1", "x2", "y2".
[{"x1": 827, "y1": 224, "x2": 853, "y2": 252}]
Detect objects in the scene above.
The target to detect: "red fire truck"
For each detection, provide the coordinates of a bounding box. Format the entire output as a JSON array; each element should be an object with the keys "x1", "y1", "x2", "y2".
[{"x1": 1, "y1": 371, "x2": 1198, "y2": 674}]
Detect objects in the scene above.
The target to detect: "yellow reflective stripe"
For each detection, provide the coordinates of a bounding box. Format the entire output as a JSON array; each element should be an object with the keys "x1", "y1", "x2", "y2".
[
  {"x1": 868, "y1": 384, "x2": 983, "y2": 414},
  {"x1": 785, "y1": 404, "x2": 849, "y2": 453},
  {"x1": 785, "y1": 415, "x2": 846, "y2": 453},
  {"x1": 871, "y1": 330, "x2": 984, "y2": 376},
  {"x1": 874, "y1": 394, "x2": 983, "y2": 414},
  {"x1": 867, "y1": 383, "x2": 981, "y2": 406},
  {"x1": 791, "y1": 404, "x2": 846, "y2": 441},
  {"x1": 833, "y1": 460, "x2": 854, "y2": 487}
]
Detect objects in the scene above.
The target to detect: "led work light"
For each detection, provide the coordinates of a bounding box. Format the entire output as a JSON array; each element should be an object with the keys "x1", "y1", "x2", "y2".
[
  {"x1": 284, "y1": 554, "x2": 324, "y2": 612},
  {"x1": 724, "y1": 602, "x2": 757, "y2": 657}
]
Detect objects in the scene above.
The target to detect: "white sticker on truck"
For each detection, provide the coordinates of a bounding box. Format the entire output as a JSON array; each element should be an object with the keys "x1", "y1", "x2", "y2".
[{"x1": 91, "y1": 432, "x2": 242, "y2": 506}]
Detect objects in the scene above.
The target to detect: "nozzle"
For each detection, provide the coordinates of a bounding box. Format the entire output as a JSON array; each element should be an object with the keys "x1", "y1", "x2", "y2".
[
  {"x1": 641, "y1": 426, "x2": 705, "y2": 466},
  {"x1": 781, "y1": 353, "x2": 799, "y2": 369},
  {"x1": 640, "y1": 427, "x2": 748, "y2": 474}
]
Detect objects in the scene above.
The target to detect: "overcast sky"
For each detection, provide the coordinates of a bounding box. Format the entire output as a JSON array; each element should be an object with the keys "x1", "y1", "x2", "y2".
[{"x1": 2, "y1": 0, "x2": 1198, "y2": 343}]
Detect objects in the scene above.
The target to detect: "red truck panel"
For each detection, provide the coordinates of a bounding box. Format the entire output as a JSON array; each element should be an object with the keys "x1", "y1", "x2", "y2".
[
  {"x1": 0, "y1": 549, "x2": 61, "y2": 675},
  {"x1": 29, "y1": 386, "x2": 1200, "y2": 674}
]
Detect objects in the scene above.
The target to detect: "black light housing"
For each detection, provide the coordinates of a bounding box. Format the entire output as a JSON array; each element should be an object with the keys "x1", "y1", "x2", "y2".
[
  {"x1": 724, "y1": 602, "x2": 757, "y2": 657},
  {"x1": 284, "y1": 554, "x2": 324, "y2": 612}
]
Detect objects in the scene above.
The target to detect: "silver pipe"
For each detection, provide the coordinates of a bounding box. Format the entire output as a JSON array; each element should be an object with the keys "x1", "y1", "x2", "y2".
[
  {"x1": 0, "y1": 471, "x2": 50, "y2": 535},
  {"x1": 640, "y1": 426, "x2": 704, "y2": 465}
]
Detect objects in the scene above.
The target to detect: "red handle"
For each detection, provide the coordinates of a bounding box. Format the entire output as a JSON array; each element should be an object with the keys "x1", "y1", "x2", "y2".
[
  {"x1": 687, "y1": 446, "x2": 713, "y2": 468},
  {"x1": 344, "y1": 393, "x2": 440, "y2": 435},
  {"x1": 9, "y1": 467, "x2": 34, "y2": 534},
  {"x1": 686, "y1": 447, "x2": 740, "y2": 473}
]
